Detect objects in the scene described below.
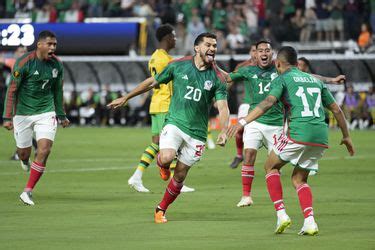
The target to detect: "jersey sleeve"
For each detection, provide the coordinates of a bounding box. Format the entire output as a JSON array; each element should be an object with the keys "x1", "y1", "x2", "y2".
[
  {"x1": 52, "y1": 63, "x2": 67, "y2": 120},
  {"x1": 215, "y1": 80, "x2": 228, "y2": 101},
  {"x1": 268, "y1": 76, "x2": 285, "y2": 100},
  {"x1": 321, "y1": 84, "x2": 336, "y2": 107},
  {"x1": 229, "y1": 66, "x2": 248, "y2": 82},
  {"x1": 154, "y1": 63, "x2": 174, "y2": 85},
  {"x1": 2, "y1": 58, "x2": 26, "y2": 120}
]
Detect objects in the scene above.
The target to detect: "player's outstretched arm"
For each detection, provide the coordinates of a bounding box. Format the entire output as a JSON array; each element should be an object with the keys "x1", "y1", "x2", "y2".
[
  {"x1": 216, "y1": 100, "x2": 230, "y2": 146},
  {"x1": 227, "y1": 95, "x2": 277, "y2": 138},
  {"x1": 312, "y1": 74, "x2": 346, "y2": 84},
  {"x1": 107, "y1": 77, "x2": 156, "y2": 109},
  {"x1": 328, "y1": 102, "x2": 355, "y2": 156}
]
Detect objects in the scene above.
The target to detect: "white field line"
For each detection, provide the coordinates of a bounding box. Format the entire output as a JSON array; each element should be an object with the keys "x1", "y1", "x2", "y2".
[{"x1": 0, "y1": 154, "x2": 373, "y2": 176}]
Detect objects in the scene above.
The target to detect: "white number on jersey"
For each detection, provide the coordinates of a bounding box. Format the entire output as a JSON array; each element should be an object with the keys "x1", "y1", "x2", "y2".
[
  {"x1": 184, "y1": 86, "x2": 202, "y2": 102},
  {"x1": 295, "y1": 86, "x2": 322, "y2": 117},
  {"x1": 258, "y1": 82, "x2": 271, "y2": 94},
  {"x1": 42, "y1": 79, "x2": 49, "y2": 89}
]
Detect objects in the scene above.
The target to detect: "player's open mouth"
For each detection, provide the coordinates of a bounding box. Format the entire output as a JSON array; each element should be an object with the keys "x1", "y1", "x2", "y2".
[
  {"x1": 206, "y1": 53, "x2": 215, "y2": 61},
  {"x1": 48, "y1": 52, "x2": 54, "y2": 57},
  {"x1": 260, "y1": 56, "x2": 268, "y2": 63}
]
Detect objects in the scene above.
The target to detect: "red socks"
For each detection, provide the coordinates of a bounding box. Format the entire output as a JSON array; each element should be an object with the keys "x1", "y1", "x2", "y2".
[
  {"x1": 158, "y1": 177, "x2": 183, "y2": 211},
  {"x1": 235, "y1": 129, "x2": 244, "y2": 157},
  {"x1": 296, "y1": 183, "x2": 314, "y2": 218},
  {"x1": 266, "y1": 172, "x2": 285, "y2": 211},
  {"x1": 25, "y1": 161, "x2": 45, "y2": 192},
  {"x1": 241, "y1": 165, "x2": 254, "y2": 196}
]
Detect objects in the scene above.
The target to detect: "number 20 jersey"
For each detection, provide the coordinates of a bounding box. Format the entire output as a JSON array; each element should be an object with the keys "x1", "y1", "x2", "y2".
[
  {"x1": 154, "y1": 56, "x2": 227, "y2": 142},
  {"x1": 269, "y1": 67, "x2": 336, "y2": 147}
]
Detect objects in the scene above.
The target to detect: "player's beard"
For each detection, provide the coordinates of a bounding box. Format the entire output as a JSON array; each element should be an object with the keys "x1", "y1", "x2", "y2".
[{"x1": 200, "y1": 50, "x2": 215, "y2": 65}]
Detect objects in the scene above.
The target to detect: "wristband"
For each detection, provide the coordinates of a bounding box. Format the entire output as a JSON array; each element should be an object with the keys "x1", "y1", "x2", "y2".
[{"x1": 238, "y1": 119, "x2": 247, "y2": 126}]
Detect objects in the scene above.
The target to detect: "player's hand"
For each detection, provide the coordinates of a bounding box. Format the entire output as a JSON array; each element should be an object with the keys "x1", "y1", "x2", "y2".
[
  {"x1": 226, "y1": 124, "x2": 243, "y2": 138},
  {"x1": 107, "y1": 96, "x2": 127, "y2": 109},
  {"x1": 331, "y1": 75, "x2": 346, "y2": 84},
  {"x1": 340, "y1": 137, "x2": 355, "y2": 156},
  {"x1": 3, "y1": 121, "x2": 13, "y2": 130},
  {"x1": 60, "y1": 118, "x2": 70, "y2": 128},
  {"x1": 216, "y1": 131, "x2": 227, "y2": 147}
]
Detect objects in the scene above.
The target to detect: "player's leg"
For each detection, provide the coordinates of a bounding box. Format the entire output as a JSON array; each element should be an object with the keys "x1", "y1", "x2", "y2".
[
  {"x1": 155, "y1": 129, "x2": 204, "y2": 223},
  {"x1": 264, "y1": 149, "x2": 290, "y2": 234},
  {"x1": 237, "y1": 121, "x2": 262, "y2": 207},
  {"x1": 155, "y1": 160, "x2": 191, "y2": 223},
  {"x1": 20, "y1": 112, "x2": 57, "y2": 205},
  {"x1": 13, "y1": 115, "x2": 33, "y2": 172},
  {"x1": 128, "y1": 113, "x2": 166, "y2": 192},
  {"x1": 291, "y1": 146, "x2": 325, "y2": 236},
  {"x1": 230, "y1": 104, "x2": 249, "y2": 168}
]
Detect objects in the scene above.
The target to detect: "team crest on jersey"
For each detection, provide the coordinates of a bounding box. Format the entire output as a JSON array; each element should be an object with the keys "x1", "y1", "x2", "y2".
[
  {"x1": 271, "y1": 73, "x2": 278, "y2": 80},
  {"x1": 52, "y1": 68, "x2": 58, "y2": 78},
  {"x1": 13, "y1": 71, "x2": 20, "y2": 78},
  {"x1": 204, "y1": 80, "x2": 213, "y2": 91}
]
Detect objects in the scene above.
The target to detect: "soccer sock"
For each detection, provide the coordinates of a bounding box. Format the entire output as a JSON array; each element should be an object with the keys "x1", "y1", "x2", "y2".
[
  {"x1": 241, "y1": 165, "x2": 254, "y2": 196},
  {"x1": 296, "y1": 183, "x2": 314, "y2": 218},
  {"x1": 235, "y1": 129, "x2": 244, "y2": 158},
  {"x1": 136, "y1": 143, "x2": 159, "y2": 172},
  {"x1": 158, "y1": 177, "x2": 183, "y2": 211},
  {"x1": 24, "y1": 161, "x2": 45, "y2": 192},
  {"x1": 266, "y1": 172, "x2": 285, "y2": 211}
]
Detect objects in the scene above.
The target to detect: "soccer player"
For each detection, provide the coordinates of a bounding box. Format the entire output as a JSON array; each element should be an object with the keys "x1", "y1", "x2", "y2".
[
  {"x1": 225, "y1": 40, "x2": 283, "y2": 207},
  {"x1": 127, "y1": 24, "x2": 194, "y2": 193},
  {"x1": 229, "y1": 43, "x2": 257, "y2": 169},
  {"x1": 3, "y1": 31, "x2": 70, "y2": 205},
  {"x1": 108, "y1": 32, "x2": 229, "y2": 224},
  {"x1": 227, "y1": 46, "x2": 354, "y2": 235}
]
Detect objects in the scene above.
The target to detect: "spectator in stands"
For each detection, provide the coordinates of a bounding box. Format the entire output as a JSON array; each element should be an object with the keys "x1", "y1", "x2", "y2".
[
  {"x1": 186, "y1": 9, "x2": 206, "y2": 51},
  {"x1": 133, "y1": 0, "x2": 157, "y2": 18},
  {"x1": 282, "y1": 0, "x2": 296, "y2": 20},
  {"x1": 62, "y1": 1, "x2": 84, "y2": 22},
  {"x1": 212, "y1": 1, "x2": 227, "y2": 32},
  {"x1": 34, "y1": 2, "x2": 57, "y2": 23},
  {"x1": 358, "y1": 22, "x2": 372, "y2": 53},
  {"x1": 86, "y1": 0, "x2": 103, "y2": 17},
  {"x1": 243, "y1": 0, "x2": 258, "y2": 36},
  {"x1": 121, "y1": 0, "x2": 135, "y2": 17},
  {"x1": 330, "y1": 0, "x2": 344, "y2": 41},
  {"x1": 215, "y1": 29, "x2": 229, "y2": 54},
  {"x1": 226, "y1": 24, "x2": 245, "y2": 51},
  {"x1": 344, "y1": 0, "x2": 361, "y2": 40},
  {"x1": 105, "y1": 0, "x2": 122, "y2": 17},
  {"x1": 291, "y1": 8, "x2": 307, "y2": 42},
  {"x1": 364, "y1": 86, "x2": 375, "y2": 128},
  {"x1": 315, "y1": 0, "x2": 332, "y2": 41}
]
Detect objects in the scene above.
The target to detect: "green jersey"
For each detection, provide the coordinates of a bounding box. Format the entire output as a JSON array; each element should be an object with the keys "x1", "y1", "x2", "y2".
[
  {"x1": 229, "y1": 65, "x2": 283, "y2": 126},
  {"x1": 3, "y1": 51, "x2": 66, "y2": 120},
  {"x1": 269, "y1": 67, "x2": 336, "y2": 147},
  {"x1": 155, "y1": 56, "x2": 227, "y2": 142}
]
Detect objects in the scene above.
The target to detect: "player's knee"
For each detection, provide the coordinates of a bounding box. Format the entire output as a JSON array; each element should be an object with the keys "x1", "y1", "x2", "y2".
[
  {"x1": 37, "y1": 146, "x2": 51, "y2": 158},
  {"x1": 159, "y1": 151, "x2": 174, "y2": 165},
  {"x1": 17, "y1": 149, "x2": 30, "y2": 160},
  {"x1": 291, "y1": 176, "x2": 306, "y2": 188}
]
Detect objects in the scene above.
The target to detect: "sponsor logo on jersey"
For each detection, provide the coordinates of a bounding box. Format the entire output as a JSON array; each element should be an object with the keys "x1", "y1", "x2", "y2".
[
  {"x1": 33, "y1": 70, "x2": 39, "y2": 75},
  {"x1": 252, "y1": 74, "x2": 258, "y2": 79},
  {"x1": 182, "y1": 74, "x2": 188, "y2": 80},
  {"x1": 271, "y1": 73, "x2": 278, "y2": 80},
  {"x1": 52, "y1": 68, "x2": 58, "y2": 78},
  {"x1": 13, "y1": 71, "x2": 20, "y2": 78},
  {"x1": 204, "y1": 80, "x2": 213, "y2": 91}
]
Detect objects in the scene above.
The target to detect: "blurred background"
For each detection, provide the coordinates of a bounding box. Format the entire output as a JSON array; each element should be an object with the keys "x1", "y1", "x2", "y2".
[{"x1": 0, "y1": 0, "x2": 374, "y2": 130}]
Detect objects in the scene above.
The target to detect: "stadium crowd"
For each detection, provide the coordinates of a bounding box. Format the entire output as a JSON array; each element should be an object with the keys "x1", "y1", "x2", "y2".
[{"x1": 1, "y1": 0, "x2": 375, "y2": 53}]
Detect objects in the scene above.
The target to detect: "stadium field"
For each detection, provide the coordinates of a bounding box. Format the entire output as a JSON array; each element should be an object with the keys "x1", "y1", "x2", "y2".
[{"x1": 0, "y1": 127, "x2": 374, "y2": 250}]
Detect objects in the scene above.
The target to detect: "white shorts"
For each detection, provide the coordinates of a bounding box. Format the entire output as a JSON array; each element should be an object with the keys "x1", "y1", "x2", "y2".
[
  {"x1": 159, "y1": 124, "x2": 206, "y2": 166},
  {"x1": 237, "y1": 103, "x2": 250, "y2": 118},
  {"x1": 13, "y1": 112, "x2": 57, "y2": 148},
  {"x1": 243, "y1": 121, "x2": 283, "y2": 153},
  {"x1": 273, "y1": 134, "x2": 326, "y2": 171}
]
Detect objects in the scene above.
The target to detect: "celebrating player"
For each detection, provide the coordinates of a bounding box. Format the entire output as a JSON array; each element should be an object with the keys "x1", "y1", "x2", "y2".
[
  {"x1": 227, "y1": 46, "x2": 354, "y2": 235},
  {"x1": 229, "y1": 43, "x2": 257, "y2": 169},
  {"x1": 127, "y1": 24, "x2": 194, "y2": 193},
  {"x1": 108, "y1": 32, "x2": 230, "y2": 224},
  {"x1": 3, "y1": 30, "x2": 70, "y2": 206}
]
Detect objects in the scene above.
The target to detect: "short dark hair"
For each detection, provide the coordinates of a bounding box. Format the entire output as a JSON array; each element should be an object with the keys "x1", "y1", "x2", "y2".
[
  {"x1": 194, "y1": 32, "x2": 217, "y2": 46},
  {"x1": 255, "y1": 39, "x2": 272, "y2": 49},
  {"x1": 37, "y1": 30, "x2": 56, "y2": 41},
  {"x1": 298, "y1": 57, "x2": 312, "y2": 69},
  {"x1": 156, "y1": 24, "x2": 174, "y2": 42},
  {"x1": 277, "y1": 46, "x2": 298, "y2": 65}
]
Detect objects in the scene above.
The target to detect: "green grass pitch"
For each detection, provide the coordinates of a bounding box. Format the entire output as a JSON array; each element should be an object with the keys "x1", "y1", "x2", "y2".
[{"x1": 0, "y1": 127, "x2": 374, "y2": 249}]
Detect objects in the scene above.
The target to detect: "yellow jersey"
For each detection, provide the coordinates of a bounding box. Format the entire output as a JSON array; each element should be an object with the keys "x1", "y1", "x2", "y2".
[{"x1": 148, "y1": 49, "x2": 173, "y2": 113}]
